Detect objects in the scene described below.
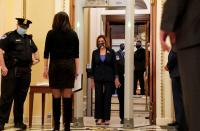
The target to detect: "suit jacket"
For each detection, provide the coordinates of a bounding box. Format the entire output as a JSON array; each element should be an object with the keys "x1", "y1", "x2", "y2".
[
  {"x1": 116, "y1": 49, "x2": 124, "y2": 75},
  {"x1": 134, "y1": 47, "x2": 146, "y2": 71},
  {"x1": 167, "y1": 50, "x2": 179, "y2": 78},
  {"x1": 91, "y1": 48, "x2": 117, "y2": 82},
  {"x1": 161, "y1": 0, "x2": 200, "y2": 49}
]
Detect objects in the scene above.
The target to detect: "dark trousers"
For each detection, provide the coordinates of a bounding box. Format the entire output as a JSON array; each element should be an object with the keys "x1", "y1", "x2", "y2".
[
  {"x1": 177, "y1": 45, "x2": 200, "y2": 131},
  {"x1": 134, "y1": 70, "x2": 145, "y2": 95},
  {"x1": 117, "y1": 75, "x2": 124, "y2": 120},
  {"x1": 94, "y1": 81, "x2": 113, "y2": 120},
  {"x1": 171, "y1": 77, "x2": 186, "y2": 128},
  {"x1": 0, "y1": 67, "x2": 31, "y2": 123}
]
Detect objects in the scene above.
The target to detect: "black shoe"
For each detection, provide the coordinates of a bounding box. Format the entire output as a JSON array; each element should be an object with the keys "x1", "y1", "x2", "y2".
[
  {"x1": 0, "y1": 123, "x2": 4, "y2": 130},
  {"x1": 176, "y1": 125, "x2": 188, "y2": 131},
  {"x1": 53, "y1": 129, "x2": 60, "y2": 131},
  {"x1": 120, "y1": 119, "x2": 124, "y2": 124},
  {"x1": 14, "y1": 122, "x2": 27, "y2": 130},
  {"x1": 64, "y1": 123, "x2": 70, "y2": 131},
  {"x1": 53, "y1": 123, "x2": 60, "y2": 131},
  {"x1": 168, "y1": 122, "x2": 178, "y2": 126}
]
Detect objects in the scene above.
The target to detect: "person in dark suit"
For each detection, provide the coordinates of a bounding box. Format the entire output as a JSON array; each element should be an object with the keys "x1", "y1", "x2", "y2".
[
  {"x1": 90, "y1": 35, "x2": 120, "y2": 125},
  {"x1": 115, "y1": 43, "x2": 125, "y2": 124},
  {"x1": 160, "y1": 0, "x2": 200, "y2": 130},
  {"x1": 43, "y1": 12, "x2": 79, "y2": 131},
  {"x1": 134, "y1": 40, "x2": 146, "y2": 95},
  {"x1": 164, "y1": 49, "x2": 186, "y2": 131}
]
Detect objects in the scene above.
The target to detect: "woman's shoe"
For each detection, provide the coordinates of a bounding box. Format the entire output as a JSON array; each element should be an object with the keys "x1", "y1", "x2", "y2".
[
  {"x1": 96, "y1": 119, "x2": 103, "y2": 125},
  {"x1": 104, "y1": 120, "x2": 110, "y2": 125},
  {"x1": 52, "y1": 124, "x2": 60, "y2": 131}
]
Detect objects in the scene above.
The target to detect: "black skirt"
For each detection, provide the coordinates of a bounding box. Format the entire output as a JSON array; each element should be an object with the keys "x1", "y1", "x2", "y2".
[{"x1": 49, "y1": 58, "x2": 75, "y2": 89}]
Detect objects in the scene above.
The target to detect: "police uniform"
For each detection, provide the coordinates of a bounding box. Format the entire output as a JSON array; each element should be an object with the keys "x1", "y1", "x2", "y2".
[
  {"x1": 134, "y1": 46, "x2": 146, "y2": 95},
  {"x1": 0, "y1": 18, "x2": 37, "y2": 130},
  {"x1": 115, "y1": 47, "x2": 124, "y2": 124}
]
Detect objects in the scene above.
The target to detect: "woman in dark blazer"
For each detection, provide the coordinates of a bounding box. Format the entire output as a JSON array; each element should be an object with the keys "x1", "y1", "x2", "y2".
[
  {"x1": 90, "y1": 35, "x2": 120, "y2": 125},
  {"x1": 43, "y1": 12, "x2": 79, "y2": 131}
]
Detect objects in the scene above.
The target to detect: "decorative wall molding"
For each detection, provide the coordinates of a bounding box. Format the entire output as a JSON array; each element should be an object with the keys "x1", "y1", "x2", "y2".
[
  {"x1": 156, "y1": 117, "x2": 174, "y2": 125},
  {"x1": 54, "y1": 0, "x2": 64, "y2": 13},
  {"x1": 54, "y1": 0, "x2": 70, "y2": 14},
  {"x1": 156, "y1": 0, "x2": 174, "y2": 125}
]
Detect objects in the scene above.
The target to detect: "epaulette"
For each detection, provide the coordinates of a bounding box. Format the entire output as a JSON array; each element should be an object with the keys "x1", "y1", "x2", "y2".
[
  {"x1": 26, "y1": 34, "x2": 33, "y2": 39},
  {"x1": 5, "y1": 31, "x2": 12, "y2": 35},
  {"x1": 0, "y1": 31, "x2": 12, "y2": 40}
]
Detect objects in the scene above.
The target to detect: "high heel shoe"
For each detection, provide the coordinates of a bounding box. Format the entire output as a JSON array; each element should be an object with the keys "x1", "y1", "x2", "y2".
[
  {"x1": 52, "y1": 122, "x2": 60, "y2": 131},
  {"x1": 104, "y1": 120, "x2": 110, "y2": 125},
  {"x1": 96, "y1": 119, "x2": 103, "y2": 125}
]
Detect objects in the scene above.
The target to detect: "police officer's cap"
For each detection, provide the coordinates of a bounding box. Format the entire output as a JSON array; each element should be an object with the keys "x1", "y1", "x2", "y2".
[{"x1": 16, "y1": 18, "x2": 32, "y2": 28}]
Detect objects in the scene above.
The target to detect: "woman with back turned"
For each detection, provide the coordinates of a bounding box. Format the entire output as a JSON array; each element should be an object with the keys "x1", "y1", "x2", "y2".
[{"x1": 43, "y1": 11, "x2": 79, "y2": 131}]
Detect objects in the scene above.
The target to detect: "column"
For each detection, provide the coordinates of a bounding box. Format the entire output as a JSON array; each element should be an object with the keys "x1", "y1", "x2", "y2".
[
  {"x1": 73, "y1": 0, "x2": 85, "y2": 127},
  {"x1": 124, "y1": 0, "x2": 135, "y2": 129},
  {"x1": 54, "y1": 0, "x2": 64, "y2": 13},
  {"x1": 156, "y1": 0, "x2": 174, "y2": 125}
]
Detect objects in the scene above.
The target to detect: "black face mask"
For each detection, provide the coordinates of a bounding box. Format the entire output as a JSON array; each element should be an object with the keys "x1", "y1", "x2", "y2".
[
  {"x1": 98, "y1": 43, "x2": 105, "y2": 49},
  {"x1": 120, "y1": 46, "x2": 125, "y2": 51},
  {"x1": 136, "y1": 45, "x2": 141, "y2": 49}
]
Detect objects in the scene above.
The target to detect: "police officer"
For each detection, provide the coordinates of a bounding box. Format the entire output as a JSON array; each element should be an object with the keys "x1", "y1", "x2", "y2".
[
  {"x1": 115, "y1": 43, "x2": 125, "y2": 124},
  {"x1": 134, "y1": 40, "x2": 146, "y2": 95},
  {"x1": 0, "y1": 18, "x2": 39, "y2": 130}
]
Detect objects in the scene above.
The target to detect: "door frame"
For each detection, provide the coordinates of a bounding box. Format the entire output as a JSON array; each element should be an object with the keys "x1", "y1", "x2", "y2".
[{"x1": 149, "y1": 0, "x2": 157, "y2": 124}]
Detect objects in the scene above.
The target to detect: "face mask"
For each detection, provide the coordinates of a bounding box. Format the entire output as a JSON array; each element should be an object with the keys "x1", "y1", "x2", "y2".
[
  {"x1": 136, "y1": 44, "x2": 141, "y2": 49},
  {"x1": 17, "y1": 27, "x2": 27, "y2": 35},
  {"x1": 98, "y1": 43, "x2": 105, "y2": 49},
  {"x1": 120, "y1": 46, "x2": 125, "y2": 51}
]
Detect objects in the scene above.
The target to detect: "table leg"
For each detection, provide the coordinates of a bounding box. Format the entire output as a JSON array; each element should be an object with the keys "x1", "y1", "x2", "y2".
[
  {"x1": 42, "y1": 93, "x2": 45, "y2": 126},
  {"x1": 29, "y1": 91, "x2": 34, "y2": 127}
]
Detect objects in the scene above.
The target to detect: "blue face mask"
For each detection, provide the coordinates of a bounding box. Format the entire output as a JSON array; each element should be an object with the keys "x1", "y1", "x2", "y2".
[{"x1": 17, "y1": 27, "x2": 27, "y2": 35}]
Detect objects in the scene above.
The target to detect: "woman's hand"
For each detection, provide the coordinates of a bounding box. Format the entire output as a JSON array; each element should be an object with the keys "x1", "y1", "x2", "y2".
[
  {"x1": 75, "y1": 58, "x2": 80, "y2": 79},
  {"x1": 1, "y1": 66, "x2": 8, "y2": 76},
  {"x1": 75, "y1": 68, "x2": 80, "y2": 79},
  {"x1": 43, "y1": 67, "x2": 48, "y2": 79},
  {"x1": 115, "y1": 78, "x2": 121, "y2": 88},
  {"x1": 90, "y1": 79, "x2": 95, "y2": 90},
  {"x1": 164, "y1": 65, "x2": 169, "y2": 71}
]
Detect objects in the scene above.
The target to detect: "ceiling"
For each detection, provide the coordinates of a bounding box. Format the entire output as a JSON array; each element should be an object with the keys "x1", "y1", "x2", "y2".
[
  {"x1": 105, "y1": 14, "x2": 150, "y2": 25},
  {"x1": 135, "y1": 0, "x2": 148, "y2": 9}
]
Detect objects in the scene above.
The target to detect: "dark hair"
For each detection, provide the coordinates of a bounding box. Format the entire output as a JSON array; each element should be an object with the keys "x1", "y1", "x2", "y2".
[
  {"x1": 52, "y1": 11, "x2": 71, "y2": 32},
  {"x1": 136, "y1": 40, "x2": 141, "y2": 43},
  {"x1": 96, "y1": 35, "x2": 109, "y2": 48}
]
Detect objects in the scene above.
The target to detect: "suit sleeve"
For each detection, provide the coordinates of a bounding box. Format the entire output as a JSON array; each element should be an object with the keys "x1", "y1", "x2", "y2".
[
  {"x1": 30, "y1": 39, "x2": 38, "y2": 53},
  {"x1": 44, "y1": 31, "x2": 51, "y2": 59},
  {"x1": 91, "y1": 51, "x2": 95, "y2": 79},
  {"x1": 73, "y1": 31, "x2": 79, "y2": 58},
  {"x1": 161, "y1": 0, "x2": 188, "y2": 32},
  {"x1": 111, "y1": 49, "x2": 118, "y2": 77},
  {"x1": 0, "y1": 33, "x2": 11, "y2": 52},
  {"x1": 167, "y1": 51, "x2": 177, "y2": 71}
]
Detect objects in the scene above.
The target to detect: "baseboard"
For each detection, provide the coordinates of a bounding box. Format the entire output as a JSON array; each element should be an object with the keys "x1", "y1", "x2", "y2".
[
  {"x1": 156, "y1": 117, "x2": 174, "y2": 125},
  {"x1": 8, "y1": 116, "x2": 52, "y2": 125}
]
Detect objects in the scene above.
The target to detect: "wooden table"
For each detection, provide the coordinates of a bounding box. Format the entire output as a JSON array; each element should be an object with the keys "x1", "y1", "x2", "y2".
[{"x1": 29, "y1": 85, "x2": 52, "y2": 127}]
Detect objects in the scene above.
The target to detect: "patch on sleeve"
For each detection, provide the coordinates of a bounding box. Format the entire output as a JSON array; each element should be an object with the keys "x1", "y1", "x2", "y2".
[
  {"x1": 0, "y1": 34, "x2": 7, "y2": 40},
  {"x1": 116, "y1": 55, "x2": 120, "y2": 60}
]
